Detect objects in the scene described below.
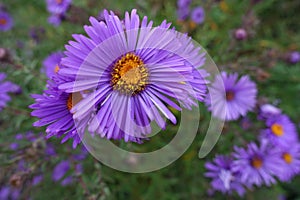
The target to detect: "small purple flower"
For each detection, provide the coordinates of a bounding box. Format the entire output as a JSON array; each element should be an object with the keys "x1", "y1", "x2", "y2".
[
  {"x1": 52, "y1": 160, "x2": 70, "y2": 181},
  {"x1": 45, "y1": 144, "x2": 56, "y2": 156},
  {"x1": 10, "y1": 143, "x2": 19, "y2": 150},
  {"x1": 15, "y1": 133, "x2": 23, "y2": 140},
  {"x1": 0, "y1": 73, "x2": 20, "y2": 111},
  {"x1": 259, "y1": 104, "x2": 281, "y2": 119},
  {"x1": 191, "y1": 6, "x2": 205, "y2": 24},
  {"x1": 177, "y1": 0, "x2": 191, "y2": 20},
  {"x1": 232, "y1": 140, "x2": 281, "y2": 187},
  {"x1": 234, "y1": 28, "x2": 247, "y2": 40},
  {"x1": 260, "y1": 114, "x2": 298, "y2": 148},
  {"x1": 205, "y1": 72, "x2": 257, "y2": 121},
  {"x1": 30, "y1": 78, "x2": 84, "y2": 148},
  {"x1": 41, "y1": 51, "x2": 64, "y2": 78},
  {"x1": 46, "y1": 0, "x2": 72, "y2": 15},
  {"x1": 0, "y1": 187, "x2": 10, "y2": 200},
  {"x1": 32, "y1": 175, "x2": 44, "y2": 186},
  {"x1": 205, "y1": 155, "x2": 245, "y2": 197},
  {"x1": 271, "y1": 143, "x2": 300, "y2": 182},
  {"x1": 48, "y1": 14, "x2": 62, "y2": 26},
  {"x1": 0, "y1": 10, "x2": 13, "y2": 31},
  {"x1": 289, "y1": 51, "x2": 300, "y2": 64}
]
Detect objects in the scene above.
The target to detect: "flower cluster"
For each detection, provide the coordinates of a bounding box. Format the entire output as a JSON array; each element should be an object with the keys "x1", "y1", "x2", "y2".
[
  {"x1": 46, "y1": 0, "x2": 72, "y2": 26},
  {"x1": 176, "y1": 0, "x2": 205, "y2": 25},
  {"x1": 0, "y1": 73, "x2": 20, "y2": 111},
  {"x1": 30, "y1": 9, "x2": 208, "y2": 147},
  {"x1": 205, "y1": 104, "x2": 300, "y2": 197}
]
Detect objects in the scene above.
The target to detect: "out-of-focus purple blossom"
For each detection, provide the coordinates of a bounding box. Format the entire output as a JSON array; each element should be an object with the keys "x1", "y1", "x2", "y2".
[
  {"x1": 0, "y1": 73, "x2": 20, "y2": 111},
  {"x1": 176, "y1": 0, "x2": 191, "y2": 20},
  {"x1": 32, "y1": 175, "x2": 44, "y2": 186},
  {"x1": 29, "y1": 26, "x2": 45, "y2": 43},
  {"x1": 234, "y1": 28, "x2": 247, "y2": 40},
  {"x1": 0, "y1": 187, "x2": 10, "y2": 200},
  {"x1": 260, "y1": 114, "x2": 298, "y2": 148},
  {"x1": 73, "y1": 146, "x2": 88, "y2": 161},
  {"x1": 48, "y1": 14, "x2": 62, "y2": 26},
  {"x1": 205, "y1": 155, "x2": 245, "y2": 197},
  {"x1": 61, "y1": 176, "x2": 73, "y2": 186},
  {"x1": 41, "y1": 51, "x2": 64, "y2": 78},
  {"x1": 259, "y1": 104, "x2": 281, "y2": 119},
  {"x1": 15, "y1": 133, "x2": 23, "y2": 140},
  {"x1": 0, "y1": 10, "x2": 13, "y2": 31},
  {"x1": 10, "y1": 143, "x2": 19, "y2": 150},
  {"x1": 241, "y1": 117, "x2": 251, "y2": 130},
  {"x1": 52, "y1": 160, "x2": 70, "y2": 181},
  {"x1": 46, "y1": 0, "x2": 72, "y2": 15},
  {"x1": 289, "y1": 51, "x2": 300, "y2": 64},
  {"x1": 75, "y1": 163, "x2": 83, "y2": 174},
  {"x1": 191, "y1": 6, "x2": 205, "y2": 24},
  {"x1": 45, "y1": 144, "x2": 56, "y2": 156}
]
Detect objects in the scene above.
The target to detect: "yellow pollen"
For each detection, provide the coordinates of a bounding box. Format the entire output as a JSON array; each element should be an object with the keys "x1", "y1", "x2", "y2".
[
  {"x1": 251, "y1": 157, "x2": 263, "y2": 169},
  {"x1": 283, "y1": 153, "x2": 293, "y2": 164},
  {"x1": 54, "y1": 65, "x2": 60, "y2": 73},
  {"x1": 111, "y1": 53, "x2": 148, "y2": 95},
  {"x1": 0, "y1": 18, "x2": 7, "y2": 25},
  {"x1": 271, "y1": 123, "x2": 284, "y2": 136},
  {"x1": 226, "y1": 90, "x2": 235, "y2": 101},
  {"x1": 66, "y1": 92, "x2": 83, "y2": 111}
]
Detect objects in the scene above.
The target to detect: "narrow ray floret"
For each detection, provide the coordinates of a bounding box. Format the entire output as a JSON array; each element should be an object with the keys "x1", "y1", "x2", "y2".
[
  {"x1": 205, "y1": 72, "x2": 257, "y2": 121},
  {"x1": 58, "y1": 9, "x2": 208, "y2": 142},
  {"x1": 30, "y1": 77, "x2": 88, "y2": 148}
]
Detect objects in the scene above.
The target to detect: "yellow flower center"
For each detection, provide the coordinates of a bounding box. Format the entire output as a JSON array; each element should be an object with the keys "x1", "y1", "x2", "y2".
[
  {"x1": 54, "y1": 65, "x2": 60, "y2": 73},
  {"x1": 251, "y1": 157, "x2": 263, "y2": 169},
  {"x1": 271, "y1": 123, "x2": 284, "y2": 136},
  {"x1": 66, "y1": 92, "x2": 83, "y2": 111},
  {"x1": 111, "y1": 53, "x2": 148, "y2": 95},
  {"x1": 0, "y1": 18, "x2": 7, "y2": 25},
  {"x1": 283, "y1": 153, "x2": 293, "y2": 164},
  {"x1": 226, "y1": 90, "x2": 235, "y2": 101}
]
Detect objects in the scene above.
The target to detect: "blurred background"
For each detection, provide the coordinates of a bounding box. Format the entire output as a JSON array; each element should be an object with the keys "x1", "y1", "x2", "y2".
[{"x1": 0, "y1": 0, "x2": 300, "y2": 199}]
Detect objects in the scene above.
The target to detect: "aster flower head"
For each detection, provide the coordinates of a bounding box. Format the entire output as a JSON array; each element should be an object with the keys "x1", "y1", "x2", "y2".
[
  {"x1": 232, "y1": 140, "x2": 281, "y2": 187},
  {"x1": 234, "y1": 28, "x2": 247, "y2": 40},
  {"x1": 289, "y1": 51, "x2": 300, "y2": 64},
  {"x1": 177, "y1": 0, "x2": 191, "y2": 20},
  {"x1": 270, "y1": 143, "x2": 300, "y2": 182},
  {"x1": 0, "y1": 73, "x2": 20, "y2": 111},
  {"x1": 260, "y1": 114, "x2": 298, "y2": 148},
  {"x1": 0, "y1": 10, "x2": 13, "y2": 31},
  {"x1": 205, "y1": 72, "x2": 257, "y2": 121},
  {"x1": 30, "y1": 78, "x2": 86, "y2": 148},
  {"x1": 42, "y1": 51, "x2": 64, "y2": 78},
  {"x1": 46, "y1": 0, "x2": 72, "y2": 15},
  {"x1": 205, "y1": 155, "x2": 245, "y2": 197},
  {"x1": 57, "y1": 9, "x2": 208, "y2": 143},
  {"x1": 191, "y1": 6, "x2": 205, "y2": 24},
  {"x1": 48, "y1": 14, "x2": 63, "y2": 26}
]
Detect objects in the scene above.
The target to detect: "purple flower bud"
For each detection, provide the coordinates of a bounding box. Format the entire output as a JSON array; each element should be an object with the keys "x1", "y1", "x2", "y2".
[
  {"x1": 289, "y1": 51, "x2": 300, "y2": 64},
  {"x1": 234, "y1": 28, "x2": 247, "y2": 40}
]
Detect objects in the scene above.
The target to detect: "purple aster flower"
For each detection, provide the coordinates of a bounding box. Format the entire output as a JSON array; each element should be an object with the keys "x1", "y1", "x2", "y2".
[
  {"x1": 32, "y1": 175, "x2": 44, "y2": 186},
  {"x1": 52, "y1": 160, "x2": 70, "y2": 181},
  {"x1": 48, "y1": 14, "x2": 62, "y2": 26},
  {"x1": 288, "y1": 51, "x2": 300, "y2": 64},
  {"x1": 30, "y1": 78, "x2": 86, "y2": 148},
  {"x1": 205, "y1": 155, "x2": 245, "y2": 197},
  {"x1": 46, "y1": 0, "x2": 72, "y2": 15},
  {"x1": 271, "y1": 143, "x2": 300, "y2": 182},
  {"x1": 0, "y1": 10, "x2": 13, "y2": 31},
  {"x1": 61, "y1": 176, "x2": 73, "y2": 186},
  {"x1": 15, "y1": 133, "x2": 23, "y2": 140},
  {"x1": 58, "y1": 9, "x2": 208, "y2": 142},
  {"x1": 10, "y1": 143, "x2": 19, "y2": 150},
  {"x1": 259, "y1": 104, "x2": 281, "y2": 119},
  {"x1": 191, "y1": 6, "x2": 205, "y2": 24},
  {"x1": 260, "y1": 114, "x2": 298, "y2": 148},
  {"x1": 232, "y1": 140, "x2": 282, "y2": 187},
  {"x1": 41, "y1": 51, "x2": 64, "y2": 78},
  {"x1": 205, "y1": 72, "x2": 257, "y2": 121},
  {"x1": 0, "y1": 73, "x2": 20, "y2": 111},
  {"x1": 234, "y1": 28, "x2": 247, "y2": 40}
]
